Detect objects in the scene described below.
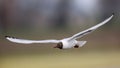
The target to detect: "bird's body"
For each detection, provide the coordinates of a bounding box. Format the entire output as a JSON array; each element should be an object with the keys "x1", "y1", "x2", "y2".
[
  {"x1": 59, "y1": 38, "x2": 86, "y2": 49},
  {"x1": 61, "y1": 38, "x2": 77, "y2": 49},
  {"x1": 5, "y1": 14, "x2": 114, "y2": 49}
]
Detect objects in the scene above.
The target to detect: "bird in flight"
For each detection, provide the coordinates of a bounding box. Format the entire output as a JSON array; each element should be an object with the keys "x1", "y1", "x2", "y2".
[{"x1": 5, "y1": 14, "x2": 114, "y2": 49}]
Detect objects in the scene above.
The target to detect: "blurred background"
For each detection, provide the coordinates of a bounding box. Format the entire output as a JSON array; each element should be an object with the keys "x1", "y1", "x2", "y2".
[{"x1": 0, "y1": 0, "x2": 120, "y2": 68}]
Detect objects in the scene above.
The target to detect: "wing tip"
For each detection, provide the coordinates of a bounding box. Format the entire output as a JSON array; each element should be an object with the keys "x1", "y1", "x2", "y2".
[
  {"x1": 5, "y1": 36, "x2": 10, "y2": 38},
  {"x1": 112, "y1": 13, "x2": 115, "y2": 15},
  {"x1": 5, "y1": 36, "x2": 13, "y2": 38}
]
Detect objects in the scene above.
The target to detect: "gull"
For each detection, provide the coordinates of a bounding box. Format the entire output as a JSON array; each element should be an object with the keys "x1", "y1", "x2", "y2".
[{"x1": 5, "y1": 14, "x2": 114, "y2": 49}]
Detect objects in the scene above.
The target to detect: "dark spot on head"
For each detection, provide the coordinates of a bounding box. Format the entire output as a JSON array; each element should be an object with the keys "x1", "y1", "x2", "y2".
[{"x1": 54, "y1": 42, "x2": 63, "y2": 49}]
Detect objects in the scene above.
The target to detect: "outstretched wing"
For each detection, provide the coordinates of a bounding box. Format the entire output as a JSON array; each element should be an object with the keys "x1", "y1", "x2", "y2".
[
  {"x1": 69, "y1": 13, "x2": 114, "y2": 40},
  {"x1": 5, "y1": 36, "x2": 60, "y2": 44}
]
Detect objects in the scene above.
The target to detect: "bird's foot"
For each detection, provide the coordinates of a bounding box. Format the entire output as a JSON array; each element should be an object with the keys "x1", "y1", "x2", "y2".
[{"x1": 74, "y1": 45, "x2": 79, "y2": 48}]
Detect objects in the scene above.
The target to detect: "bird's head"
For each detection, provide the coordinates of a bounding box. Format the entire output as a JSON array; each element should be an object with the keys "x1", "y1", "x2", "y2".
[{"x1": 54, "y1": 42, "x2": 63, "y2": 49}]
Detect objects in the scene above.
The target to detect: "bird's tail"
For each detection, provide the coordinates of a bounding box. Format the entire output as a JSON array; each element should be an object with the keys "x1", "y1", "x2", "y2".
[{"x1": 77, "y1": 41, "x2": 87, "y2": 47}]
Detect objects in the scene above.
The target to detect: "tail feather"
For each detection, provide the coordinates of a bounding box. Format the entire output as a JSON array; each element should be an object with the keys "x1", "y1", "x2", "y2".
[{"x1": 77, "y1": 41, "x2": 87, "y2": 47}]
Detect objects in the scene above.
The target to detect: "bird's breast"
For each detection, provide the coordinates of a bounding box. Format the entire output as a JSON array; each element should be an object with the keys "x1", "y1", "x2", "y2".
[{"x1": 61, "y1": 39, "x2": 77, "y2": 49}]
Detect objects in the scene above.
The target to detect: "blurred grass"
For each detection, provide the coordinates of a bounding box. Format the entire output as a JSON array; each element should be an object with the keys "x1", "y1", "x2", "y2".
[
  {"x1": 0, "y1": 50, "x2": 120, "y2": 68},
  {"x1": 0, "y1": 23, "x2": 120, "y2": 68}
]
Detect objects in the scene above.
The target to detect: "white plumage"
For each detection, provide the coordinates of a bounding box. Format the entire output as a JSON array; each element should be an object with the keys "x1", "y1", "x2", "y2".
[{"x1": 6, "y1": 14, "x2": 114, "y2": 49}]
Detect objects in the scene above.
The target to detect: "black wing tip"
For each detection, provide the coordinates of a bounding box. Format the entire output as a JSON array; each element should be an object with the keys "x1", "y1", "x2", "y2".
[
  {"x1": 5, "y1": 36, "x2": 16, "y2": 39},
  {"x1": 5, "y1": 36, "x2": 10, "y2": 38},
  {"x1": 112, "y1": 13, "x2": 115, "y2": 15}
]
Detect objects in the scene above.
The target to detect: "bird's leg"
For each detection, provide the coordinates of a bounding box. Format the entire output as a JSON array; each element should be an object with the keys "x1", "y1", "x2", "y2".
[{"x1": 74, "y1": 45, "x2": 79, "y2": 48}]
